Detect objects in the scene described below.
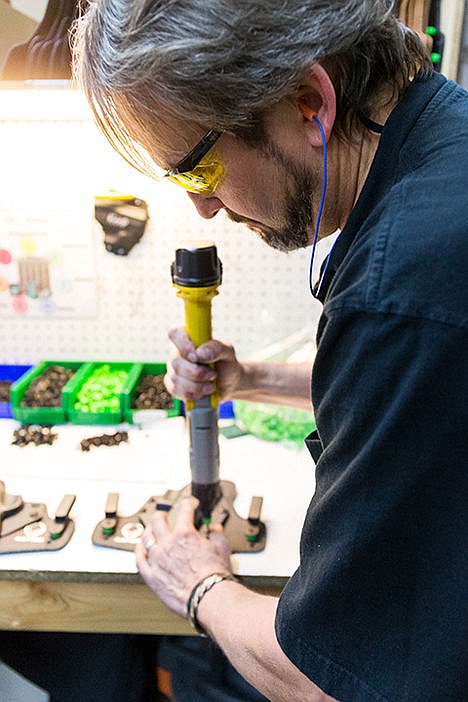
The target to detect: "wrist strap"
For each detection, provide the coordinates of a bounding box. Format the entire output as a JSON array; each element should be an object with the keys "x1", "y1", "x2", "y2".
[{"x1": 187, "y1": 572, "x2": 237, "y2": 637}]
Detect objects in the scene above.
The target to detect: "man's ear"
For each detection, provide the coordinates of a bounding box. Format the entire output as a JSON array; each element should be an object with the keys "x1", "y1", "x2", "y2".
[{"x1": 296, "y1": 64, "x2": 336, "y2": 146}]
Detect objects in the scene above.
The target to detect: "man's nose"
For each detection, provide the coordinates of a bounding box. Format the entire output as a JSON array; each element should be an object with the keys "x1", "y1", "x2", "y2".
[{"x1": 187, "y1": 192, "x2": 223, "y2": 219}]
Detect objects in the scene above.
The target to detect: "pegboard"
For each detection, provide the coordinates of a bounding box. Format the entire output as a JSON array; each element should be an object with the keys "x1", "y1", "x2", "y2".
[{"x1": 0, "y1": 87, "x2": 325, "y2": 365}]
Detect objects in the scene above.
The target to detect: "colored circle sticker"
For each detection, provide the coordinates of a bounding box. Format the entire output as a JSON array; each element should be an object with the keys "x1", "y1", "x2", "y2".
[
  {"x1": 20, "y1": 237, "x2": 37, "y2": 256},
  {"x1": 0, "y1": 249, "x2": 12, "y2": 265},
  {"x1": 27, "y1": 281, "x2": 38, "y2": 299},
  {"x1": 12, "y1": 294, "x2": 28, "y2": 314},
  {"x1": 39, "y1": 297, "x2": 56, "y2": 316}
]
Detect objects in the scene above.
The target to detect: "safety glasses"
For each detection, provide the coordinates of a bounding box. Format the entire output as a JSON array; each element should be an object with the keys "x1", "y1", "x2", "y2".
[{"x1": 164, "y1": 128, "x2": 224, "y2": 195}]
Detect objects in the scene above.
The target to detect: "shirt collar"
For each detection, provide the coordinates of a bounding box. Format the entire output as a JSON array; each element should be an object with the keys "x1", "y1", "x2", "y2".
[{"x1": 314, "y1": 73, "x2": 447, "y2": 303}]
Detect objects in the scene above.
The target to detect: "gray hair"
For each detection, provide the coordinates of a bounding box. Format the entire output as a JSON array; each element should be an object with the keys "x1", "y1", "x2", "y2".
[{"x1": 72, "y1": 0, "x2": 432, "y2": 178}]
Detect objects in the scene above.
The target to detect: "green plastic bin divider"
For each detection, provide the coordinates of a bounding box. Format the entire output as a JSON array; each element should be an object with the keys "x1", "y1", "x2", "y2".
[
  {"x1": 122, "y1": 362, "x2": 182, "y2": 423},
  {"x1": 66, "y1": 362, "x2": 138, "y2": 425},
  {"x1": 62, "y1": 362, "x2": 94, "y2": 421},
  {"x1": 10, "y1": 361, "x2": 86, "y2": 425}
]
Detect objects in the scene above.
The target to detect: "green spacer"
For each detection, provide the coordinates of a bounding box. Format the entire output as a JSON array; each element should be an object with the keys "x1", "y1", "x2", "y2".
[
  {"x1": 103, "y1": 526, "x2": 115, "y2": 536},
  {"x1": 202, "y1": 517, "x2": 211, "y2": 525},
  {"x1": 247, "y1": 534, "x2": 258, "y2": 542},
  {"x1": 431, "y1": 52, "x2": 441, "y2": 64},
  {"x1": 426, "y1": 25, "x2": 438, "y2": 37},
  {"x1": 50, "y1": 531, "x2": 61, "y2": 540}
]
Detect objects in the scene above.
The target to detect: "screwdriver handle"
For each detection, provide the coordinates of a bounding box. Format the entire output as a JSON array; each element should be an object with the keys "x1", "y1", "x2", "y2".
[{"x1": 179, "y1": 286, "x2": 217, "y2": 348}]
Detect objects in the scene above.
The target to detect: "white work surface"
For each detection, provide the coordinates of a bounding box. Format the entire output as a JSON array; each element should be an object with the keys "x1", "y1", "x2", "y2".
[{"x1": 0, "y1": 417, "x2": 315, "y2": 581}]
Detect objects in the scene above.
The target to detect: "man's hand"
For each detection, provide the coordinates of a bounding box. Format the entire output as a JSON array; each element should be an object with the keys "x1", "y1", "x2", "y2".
[
  {"x1": 136, "y1": 500, "x2": 336, "y2": 702},
  {"x1": 135, "y1": 498, "x2": 233, "y2": 618},
  {"x1": 164, "y1": 327, "x2": 245, "y2": 403}
]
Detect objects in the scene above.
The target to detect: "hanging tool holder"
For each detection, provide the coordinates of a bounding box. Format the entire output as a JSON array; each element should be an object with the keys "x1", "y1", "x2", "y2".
[
  {"x1": 92, "y1": 484, "x2": 265, "y2": 553},
  {"x1": 92, "y1": 243, "x2": 266, "y2": 554},
  {"x1": 0, "y1": 481, "x2": 75, "y2": 553}
]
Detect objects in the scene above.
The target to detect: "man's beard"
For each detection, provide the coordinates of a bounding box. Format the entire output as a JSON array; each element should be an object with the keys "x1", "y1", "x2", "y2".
[{"x1": 225, "y1": 145, "x2": 318, "y2": 252}]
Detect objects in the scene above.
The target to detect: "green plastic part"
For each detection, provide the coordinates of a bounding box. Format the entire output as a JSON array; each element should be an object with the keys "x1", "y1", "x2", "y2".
[
  {"x1": 234, "y1": 400, "x2": 315, "y2": 448},
  {"x1": 426, "y1": 25, "x2": 438, "y2": 36},
  {"x1": 73, "y1": 365, "x2": 129, "y2": 413}
]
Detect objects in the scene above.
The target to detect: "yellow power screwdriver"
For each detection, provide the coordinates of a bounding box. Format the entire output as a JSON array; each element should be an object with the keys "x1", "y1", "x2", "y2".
[
  {"x1": 171, "y1": 241, "x2": 223, "y2": 523},
  {"x1": 91, "y1": 242, "x2": 266, "y2": 552}
]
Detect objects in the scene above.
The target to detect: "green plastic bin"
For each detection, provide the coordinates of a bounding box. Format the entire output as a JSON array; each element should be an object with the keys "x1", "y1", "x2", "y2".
[
  {"x1": 66, "y1": 362, "x2": 139, "y2": 425},
  {"x1": 122, "y1": 363, "x2": 182, "y2": 423},
  {"x1": 10, "y1": 361, "x2": 86, "y2": 425}
]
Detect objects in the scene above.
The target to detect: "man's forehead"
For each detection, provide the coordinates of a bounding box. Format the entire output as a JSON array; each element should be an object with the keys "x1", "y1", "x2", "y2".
[{"x1": 143, "y1": 113, "x2": 209, "y2": 169}]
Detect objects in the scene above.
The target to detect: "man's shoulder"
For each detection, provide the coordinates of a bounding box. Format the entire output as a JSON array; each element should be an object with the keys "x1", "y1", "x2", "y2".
[
  {"x1": 323, "y1": 76, "x2": 467, "y2": 326},
  {"x1": 402, "y1": 77, "x2": 468, "y2": 171},
  {"x1": 327, "y1": 169, "x2": 467, "y2": 330}
]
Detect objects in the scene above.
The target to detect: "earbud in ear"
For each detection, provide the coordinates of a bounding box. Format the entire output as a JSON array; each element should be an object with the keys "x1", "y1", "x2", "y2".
[{"x1": 299, "y1": 98, "x2": 317, "y2": 122}]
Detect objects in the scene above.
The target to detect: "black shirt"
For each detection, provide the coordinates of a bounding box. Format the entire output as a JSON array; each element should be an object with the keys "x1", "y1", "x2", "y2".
[{"x1": 275, "y1": 73, "x2": 468, "y2": 701}]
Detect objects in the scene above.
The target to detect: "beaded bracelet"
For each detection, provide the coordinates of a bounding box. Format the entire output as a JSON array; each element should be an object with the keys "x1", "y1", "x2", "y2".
[{"x1": 187, "y1": 572, "x2": 238, "y2": 637}]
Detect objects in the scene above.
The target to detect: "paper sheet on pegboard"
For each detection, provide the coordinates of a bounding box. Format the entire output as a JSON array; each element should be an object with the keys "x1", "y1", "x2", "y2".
[{"x1": 0, "y1": 205, "x2": 98, "y2": 319}]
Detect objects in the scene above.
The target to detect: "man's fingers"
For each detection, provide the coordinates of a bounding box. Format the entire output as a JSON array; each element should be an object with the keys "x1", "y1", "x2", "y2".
[
  {"x1": 149, "y1": 507, "x2": 171, "y2": 541},
  {"x1": 148, "y1": 498, "x2": 198, "y2": 540},
  {"x1": 168, "y1": 328, "x2": 235, "y2": 366},
  {"x1": 196, "y1": 339, "x2": 235, "y2": 364},
  {"x1": 165, "y1": 356, "x2": 216, "y2": 402},
  {"x1": 135, "y1": 540, "x2": 152, "y2": 576},
  {"x1": 172, "y1": 497, "x2": 199, "y2": 534},
  {"x1": 168, "y1": 327, "x2": 196, "y2": 359},
  {"x1": 172, "y1": 355, "x2": 216, "y2": 383}
]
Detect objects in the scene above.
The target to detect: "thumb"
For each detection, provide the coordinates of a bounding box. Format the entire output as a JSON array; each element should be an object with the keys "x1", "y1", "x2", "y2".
[{"x1": 196, "y1": 340, "x2": 236, "y2": 364}]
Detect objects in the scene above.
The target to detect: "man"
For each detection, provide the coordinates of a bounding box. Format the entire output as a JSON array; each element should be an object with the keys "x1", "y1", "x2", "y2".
[{"x1": 73, "y1": 1, "x2": 467, "y2": 700}]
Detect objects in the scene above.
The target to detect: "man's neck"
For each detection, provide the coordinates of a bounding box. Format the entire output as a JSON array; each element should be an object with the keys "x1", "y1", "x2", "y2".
[{"x1": 320, "y1": 92, "x2": 400, "y2": 237}]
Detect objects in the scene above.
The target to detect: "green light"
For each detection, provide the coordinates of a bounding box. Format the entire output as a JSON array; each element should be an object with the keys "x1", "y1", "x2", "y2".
[
  {"x1": 426, "y1": 25, "x2": 438, "y2": 37},
  {"x1": 431, "y1": 52, "x2": 441, "y2": 64}
]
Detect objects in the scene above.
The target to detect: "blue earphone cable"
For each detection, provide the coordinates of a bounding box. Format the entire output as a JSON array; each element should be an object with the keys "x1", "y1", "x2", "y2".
[{"x1": 309, "y1": 115, "x2": 328, "y2": 298}]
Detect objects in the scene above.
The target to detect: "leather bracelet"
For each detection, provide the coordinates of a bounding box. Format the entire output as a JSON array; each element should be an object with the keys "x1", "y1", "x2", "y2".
[{"x1": 187, "y1": 572, "x2": 237, "y2": 637}]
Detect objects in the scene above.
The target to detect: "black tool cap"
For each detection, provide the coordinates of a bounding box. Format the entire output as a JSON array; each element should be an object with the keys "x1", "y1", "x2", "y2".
[{"x1": 171, "y1": 241, "x2": 222, "y2": 287}]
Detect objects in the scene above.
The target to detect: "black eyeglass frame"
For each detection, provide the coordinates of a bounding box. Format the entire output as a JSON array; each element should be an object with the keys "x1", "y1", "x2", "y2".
[{"x1": 166, "y1": 128, "x2": 222, "y2": 177}]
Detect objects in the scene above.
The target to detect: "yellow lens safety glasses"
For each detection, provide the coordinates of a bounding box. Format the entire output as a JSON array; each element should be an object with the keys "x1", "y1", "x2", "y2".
[
  {"x1": 166, "y1": 161, "x2": 224, "y2": 195},
  {"x1": 164, "y1": 129, "x2": 224, "y2": 195}
]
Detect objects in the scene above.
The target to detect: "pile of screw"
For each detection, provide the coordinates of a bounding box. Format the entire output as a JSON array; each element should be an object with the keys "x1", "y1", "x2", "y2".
[
  {"x1": 12, "y1": 424, "x2": 58, "y2": 446},
  {"x1": 133, "y1": 374, "x2": 173, "y2": 410},
  {"x1": 21, "y1": 365, "x2": 75, "y2": 407},
  {"x1": 0, "y1": 380, "x2": 12, "y2": 401},
  {"x1": 80, "y1": 431, "x2": 129, "y2": 451}
]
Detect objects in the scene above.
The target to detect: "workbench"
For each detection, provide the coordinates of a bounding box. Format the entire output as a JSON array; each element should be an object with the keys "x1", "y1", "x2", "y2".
[{"x1": 0, "y1": 416, "x2": 314, "y2": 635}]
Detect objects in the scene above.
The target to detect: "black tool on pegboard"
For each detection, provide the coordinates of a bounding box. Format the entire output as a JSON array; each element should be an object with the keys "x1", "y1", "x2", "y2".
[{"x1": 95, "y1": 192, "x2": 149, "y2": 256}]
